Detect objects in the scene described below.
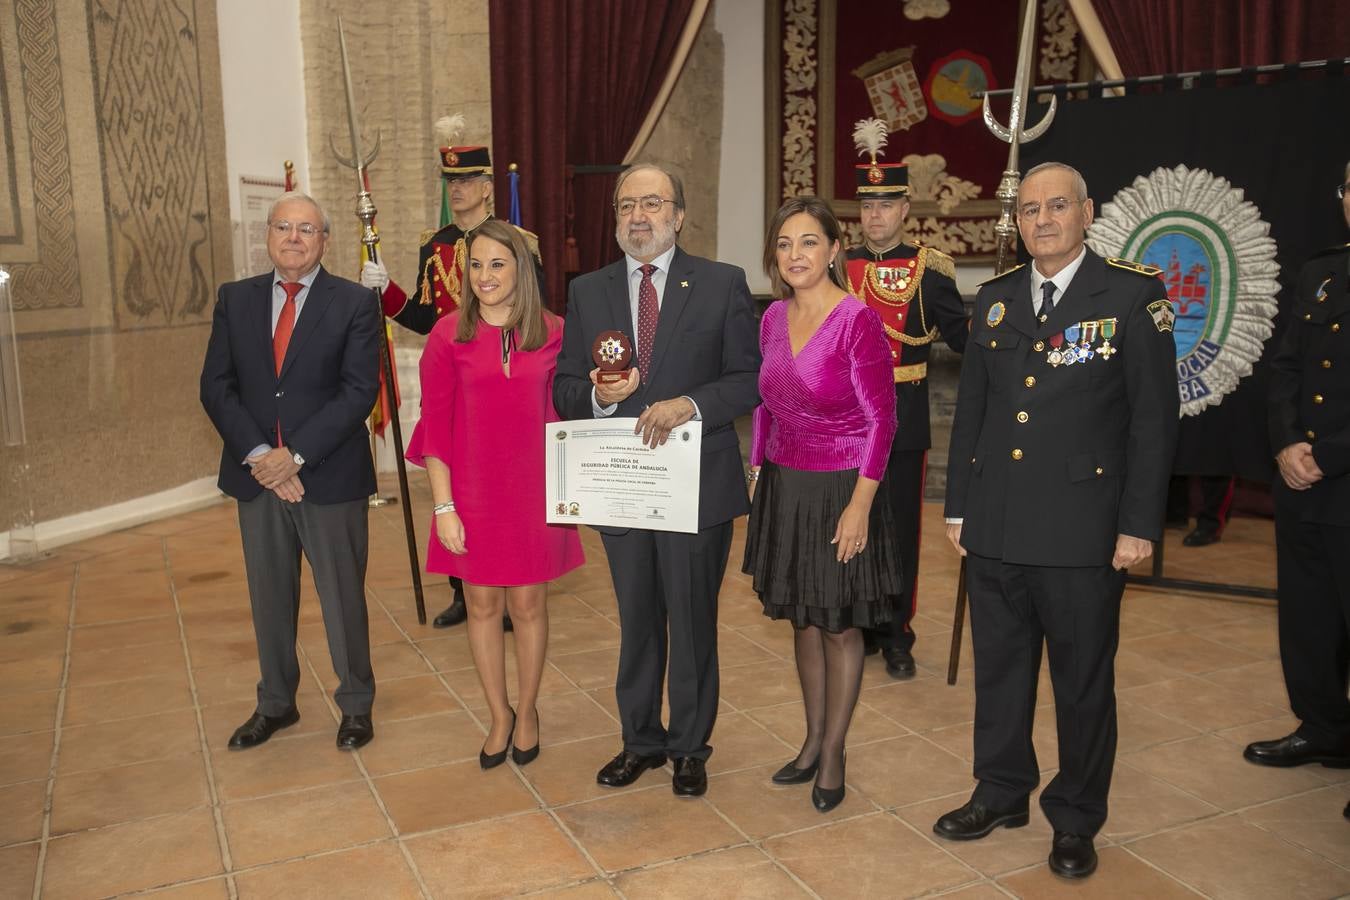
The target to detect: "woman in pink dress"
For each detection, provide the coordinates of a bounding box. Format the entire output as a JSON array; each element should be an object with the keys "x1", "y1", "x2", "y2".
[
  {"x1": 743, "y1": 197, "x2": 900, "y2": 812},
  {"x1": 406, "y1": 219, "x2": 584, "y2": 770}
]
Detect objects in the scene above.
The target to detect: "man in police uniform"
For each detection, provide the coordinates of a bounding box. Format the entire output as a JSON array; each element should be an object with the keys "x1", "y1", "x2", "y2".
[
  {"x1": 361, "y1": 141, "x2": 543, "y2": 628},
  {"x1": 1248, "y1": 164, "x2": 1350, "y2": 780},
  {"x1": 845, "y1": 130, "x2": 968, "y2": 679},
  {"x1": 937, "y1": 162, "x2": 1178, "y2": 879}
]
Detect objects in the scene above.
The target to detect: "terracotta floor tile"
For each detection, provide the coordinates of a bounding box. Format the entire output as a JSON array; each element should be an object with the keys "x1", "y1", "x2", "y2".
[
  {"x1": 1118, "y1": 675, "x2": 1286, "y2": 732},
  {"x1": 893, "y1": 794, "x2": 1057, "y2": 878},
  {"x1": 1128, "y1": 816, "x2": 1350, "y2": 899},
  {"x1": 0, "y1": 731, "x2": 53, "y2": 786},
  {"x1": 451, "y1": 658, "x2": 579, "y2": 711},
  {"x1": 519, "y1": 734, "x2": 662, "y2": 806},
  {"x1": 139, "y1": 878, "x2": 232, "y2": 898},
  {"x1": 192, "y1": 658, "x2": 272, "y2": 708},
  {"x1": 1119, "y1": 630, "x2": 1262, "y2": 676},
  {"x1": 1122, "y1": 734, "x2": 1327, "y2": 811},
  {"x1": 0, "y1": 623, "x2": 67, "y2": 662},
  {"x1": 706, "y1": 711, "x2": 796, "y2": 773},
  {"x1": 1112, "y1": 646, "x2": 1190, "y2": 691},
  {"x1": 355, "y1": 710, "x2": 484, "y2": 776},
  {"x1": 550, "y1": 646, "x2": 621, "y2": 691},
  {"x1": 185, "y1": 630, "x2": 262, "y2": 669},
  {"x1": 765, "y1": 812, "x2": 979, "y2": 898},
  {"x1": 369, "y1": 672, "x2": 461, "y2": 721},
  {"x1": 1115, "y1": 699, "x2": 1203, "y2": 754},
  {"x1": 57, "y1": 709, "x2": 201, "y2": 775},
  {"x1": 405, "y1": 811, "x2": 595, "y2": 897},
  {"x1": 720, "y1": 660, "x2": 811, "y2": 711},
  {"x1": 222, "y1": 781, "x2": 391, "y2": 868},
  {"x1": 62, "y1": 670, "x2": 194, "y2": 726},
  {"x1": 707, "y1": 763, "x2": 863, "y2": 838},
  {"x1": 73, "y1": 592, "x2": 176, "y2": 626},
  {"x1": 376, "y1": 758, "x2": 538, "y2": 833},
  {"x1": 51, "y1": 753, "x2": 210, "y2": 834},
  {"x1": 210, "y1": 731, "x2": 362, "y2": 802},
  {"x1": 861, "y1": 676, "x2": 977, "y2": 733},
  {"x1": 234, "y1": 841, "x2": 422, "y2": 899},
  {"x1": 0, "y1": 657, "x2": 63, "y2": 694},
  {"x1": 415, "y1": 633, "x2": 477, "y2": 673},
  {"x1": 1239, "y1": 784, "x2": 1350, "y2": 867},
  {"x1": 751, "y1": 700, "x2": 905, "y2": 752},
  {"x1": 615, "y1": 845, "x2": 810, "y2": 898},
  {"x1": 70, "y1": 615, "x2": 180, "y2": 654},
  {"x1": 198, "y1": 689, "x2": 332, "y2": 748},
  {"x1": 998, "y1": 846, "x2": 1203, "y2": 898},
  {"x1": 719, "y1": 630, "x2": 779, "y2": 668},
  {"x1": 1198, "y1": 659, "x2": 1291, "y2": 711},
  {"x1": 0, "y1": 689, "x2": 60, "y2": 736},
  {"x1": 541, "y1": 612, "x2": 623, "y2": 656},
  {"x1": 847, "y1": 735, "x2": 973, "y2": 808},
  {"x1": 554, "y1": 789, "x2": 741, "y2": 872},
  {"x1": 0, "y1": 843, "x2": 38, "y2": 900},
  {"x1": 537, "y1": 880, "x2": 620, "y2": 899},
  {"x1": 0, "y1": 780, "x2": 45, "y2": 845},
  {"x1": 41, "y1": 808, "x2": 222, "y2": 899},
  {"x1": 1100, "y1": 761, "x2": 1220, "y2": 842},
  {"x1": 65, "y1": 639, "x2": 185, "y2": 687}
]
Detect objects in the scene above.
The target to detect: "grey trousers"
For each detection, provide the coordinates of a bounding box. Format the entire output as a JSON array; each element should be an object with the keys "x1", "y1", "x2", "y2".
[{"x1": 237, "y1": 492, "x2": 375, "y2": 716}]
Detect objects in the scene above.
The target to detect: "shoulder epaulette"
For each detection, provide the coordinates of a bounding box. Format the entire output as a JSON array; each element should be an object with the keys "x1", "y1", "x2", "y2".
[
  {"x1": 916, "y1": 243, "x2": 956, "y2": 280},
  {"x1": 419, "y1": 228, "x2": 438, "y2": 245},
  {"x1": 1308, "y1": 242, "x2": 1350, "y2": 260},
  {"x1": 1107, "y1": 257, "x2": 1163, "y2": 278},
  {"x1": 977, "y1": 263, "x2": 1024, "y2": 286},
  {"x1": 513, "y1": 224, "x2": 542, "y2": 261}
]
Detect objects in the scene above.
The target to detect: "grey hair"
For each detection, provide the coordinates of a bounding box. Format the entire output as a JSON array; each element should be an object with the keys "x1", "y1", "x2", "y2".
[
  {"x1": 1022, "y1": 162, "x2": 1089, "y2": 202},
  {"x1": 267, "y1": 191, "x2": 332, "y2": 234},
  {"x1": 614, "y1": 162, "x2": 686, "y2": 212}
]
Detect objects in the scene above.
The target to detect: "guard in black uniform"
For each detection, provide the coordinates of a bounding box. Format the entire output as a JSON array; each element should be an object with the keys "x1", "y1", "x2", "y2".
[
  {"x1": 936, "y1": 163, "x2": 1178, "y2": 880},
  {"x1": 1247, "y1": 167, "x2": 1350, "y2": 773},
  {"x1": 361, "y1": 135, "x2": 543, "y2": 629},
  {"x1": 845, "y1": 118, "x2": 968, "y2": 679}
]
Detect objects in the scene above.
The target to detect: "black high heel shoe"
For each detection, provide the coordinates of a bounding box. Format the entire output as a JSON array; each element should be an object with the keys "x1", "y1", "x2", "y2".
[
  {"x1": 511, "y1": 707, "x2": 540, "y2": 767},
  {"x1": 771, "y1": 758, "x2": 819, "y2": 785},
  {"x1": 480, "y1": 708, "x2": 516, "y2": 770},
  {"x1": 812, "y1": 756, "x2": 846, "y2": 812}
]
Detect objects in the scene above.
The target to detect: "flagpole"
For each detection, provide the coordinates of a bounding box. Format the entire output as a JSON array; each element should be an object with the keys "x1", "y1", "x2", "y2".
[{"x1": 334, "y1": 15, "x2": 426, "y2": 625}]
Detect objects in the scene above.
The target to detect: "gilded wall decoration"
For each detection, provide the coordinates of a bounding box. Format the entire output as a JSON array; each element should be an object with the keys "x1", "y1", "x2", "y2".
[
  {"x1": 1039, "y1": 0, "x2": 1080, "y2": 81},
  {"x1": 780, "y1": 0, "x2": 819, "y2": 199}
]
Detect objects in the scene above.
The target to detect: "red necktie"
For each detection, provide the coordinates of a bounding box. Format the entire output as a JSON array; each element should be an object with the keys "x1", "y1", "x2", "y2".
[
  {"x1": 273, "y1": 281, "x2": 302, "y2": 443},
  {"x1": 636, "y1": 264, "x2": 658, "y2": 382}
]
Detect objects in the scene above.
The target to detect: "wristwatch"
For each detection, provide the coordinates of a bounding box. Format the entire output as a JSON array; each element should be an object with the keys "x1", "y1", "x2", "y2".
[{"x1": 291, "y1": 450, "x2": 305, "y2": 467}]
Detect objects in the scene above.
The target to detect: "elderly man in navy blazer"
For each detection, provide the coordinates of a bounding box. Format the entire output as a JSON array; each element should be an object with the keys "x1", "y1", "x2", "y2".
[{"x1": 201, "y1": 192, "x2": 381, "y2": 751}]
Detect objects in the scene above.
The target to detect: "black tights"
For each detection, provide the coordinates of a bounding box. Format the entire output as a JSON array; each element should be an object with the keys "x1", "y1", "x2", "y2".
[{"x1": 791, "y1": 624, "x2": 864, "y2": 790}]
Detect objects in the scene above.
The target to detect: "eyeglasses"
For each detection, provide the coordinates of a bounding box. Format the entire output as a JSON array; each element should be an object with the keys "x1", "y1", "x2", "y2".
[
  {"x1": 270, "y1": 220, "x2": 326, "y2": 237},
  {"x1": 1017, "y1": 197, "x2": 1082, "y2": 220},
  {"x1": 1338, "y1": 183, "x2": 1349, "y2": 200},
  {"x1": 614, "y1": 195, "x2": 676, "y2": 216}
]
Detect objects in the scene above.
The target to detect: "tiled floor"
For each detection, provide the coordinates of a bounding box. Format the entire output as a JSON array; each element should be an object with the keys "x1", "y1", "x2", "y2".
[{"x1": 2, "y1": 476, "x2": 1346, "y2": 899}]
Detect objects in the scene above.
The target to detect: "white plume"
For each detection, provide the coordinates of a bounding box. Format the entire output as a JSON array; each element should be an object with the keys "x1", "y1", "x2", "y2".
[
  {"x1": 434, "y1": 114, "x2": 466, "y2": 147},
  {"x1": 853, "y1": 117, "x2": 889, "y2": 160}
]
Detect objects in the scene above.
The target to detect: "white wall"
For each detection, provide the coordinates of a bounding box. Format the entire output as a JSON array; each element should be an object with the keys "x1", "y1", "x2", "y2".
[
  {"x1": 216, "y1": 0, "x2": 309, "y2": 270},
  {"x1": 715, "y1": 0, "x2": 769, "y2": 294}
]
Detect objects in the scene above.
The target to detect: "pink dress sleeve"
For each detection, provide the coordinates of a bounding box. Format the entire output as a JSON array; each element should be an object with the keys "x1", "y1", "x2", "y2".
[
  {"x1": 749, "y1": 302, "x2": 779, "y2": 468},
  {"x1": 849, "y1": 306, "x2": 899, "y2": 481},
  {"x1": 405, "y1": 316, "x2": 458, "y2": 469},
  {"x1": 543, "y1": 316, "x2": 564, "y2": 425}
]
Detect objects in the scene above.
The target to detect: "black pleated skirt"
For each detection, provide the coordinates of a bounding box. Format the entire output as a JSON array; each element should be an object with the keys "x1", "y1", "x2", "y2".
[{"x1": 742, "y1": 461, "x2": 902, "y2": 633}]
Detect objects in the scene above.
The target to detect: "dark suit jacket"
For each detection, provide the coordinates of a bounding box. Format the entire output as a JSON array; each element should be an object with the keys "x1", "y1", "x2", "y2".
[
  {"x1": 944, "y1": 248, "x2": 1179, "y2": 567},
  {"x1": 1270, "y1": 244, "x2": 1350, "y2": 525},
  {"x1": 200, "y1": 266, "x2": 381, "y2": 505},
  {"x1": 553, "y1": 247, "x2": 761, "y2": 531}
]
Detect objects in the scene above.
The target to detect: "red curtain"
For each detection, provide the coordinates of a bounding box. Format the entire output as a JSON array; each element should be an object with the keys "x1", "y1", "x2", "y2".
[
  {"x1": 1093, "y1": 0, "x2": 1344, "y2": 76},
  {"x1": 489, "y1": 1, "x2": 697, "y2": 311}
]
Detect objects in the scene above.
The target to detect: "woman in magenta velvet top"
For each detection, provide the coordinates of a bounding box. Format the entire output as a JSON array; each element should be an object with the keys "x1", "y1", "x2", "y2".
[
  {"x1": 743, "y1": 197, "x2": 900, "y2": 813},
  {"x1": 406, "y1": 220, "x2": 584, "y2": 771}
]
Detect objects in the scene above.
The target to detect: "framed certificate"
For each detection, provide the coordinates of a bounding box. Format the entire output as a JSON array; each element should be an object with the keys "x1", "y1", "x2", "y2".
[{"x1": 546, "y1": 418, "x2": 702, "y2": 533}]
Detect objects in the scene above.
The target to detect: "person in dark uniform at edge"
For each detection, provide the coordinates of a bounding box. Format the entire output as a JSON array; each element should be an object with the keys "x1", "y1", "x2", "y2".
[
  {"x1": 937, "y1": 162, "x2": 1179, "y2": 879},
  {"x1": 360, "y1": 122, "x2": 543, "y2": 630},
  {"x1": 845, "y1": 118, "x2": 968, "y2": 679},
  {"x1": 1249, "y1": 164, "x2": 1350, "y2": 823}
]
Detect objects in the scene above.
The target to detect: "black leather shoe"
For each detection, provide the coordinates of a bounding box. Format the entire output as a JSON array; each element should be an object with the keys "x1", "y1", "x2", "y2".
[
  {"x1": 883, "y1": 647, "x2": 917, "y2": 680},
  {"x1": 481, "y1": 709, "x2": 516, "y2": 770},
  {"x1": 1048, "y1": 831, "x2": 1097, "y2": 879},
  {"x1": 1244, "y1": 733, "x2": 1350, "y2": 768},
  {"x1": 1182, "y1": 525, "x2": 1220, "y2": 547},
  {"x1": 336, "y1": 714, "x2": 373, "y2": 750},
  {"x1": 596, "y1": 749, "x2": 667, "y2": 787},
  {"x1": 227, "y1": 707, "x2": 300, "y2": 750},
  {"x1": 433, "y1": 596, "x2": 467, "y2": 629},
  {"x1": 933, "y1": 798, "x2": 1030, "y2": 841},
  {"x1": 812, "y1": 782, "x2": 845, "y2": 812},
  {"x1": 511, "y1": 708, "x2": 539, "y2": 767},
  {"x1": 672, "y1": 757, "x2": 707, "y2": 797},
  {"x1": 771, "y1": 758, "x2": 819, "y2": 785}
]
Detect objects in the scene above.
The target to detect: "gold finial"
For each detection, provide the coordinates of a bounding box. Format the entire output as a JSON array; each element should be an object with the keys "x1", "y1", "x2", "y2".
[{"x1": 508, "y1": 162, "x2": 519, "y2": 173}]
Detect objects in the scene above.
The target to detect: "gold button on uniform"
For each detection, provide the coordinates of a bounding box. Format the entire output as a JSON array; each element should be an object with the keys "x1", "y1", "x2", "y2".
[
  {"x1": 1016, "y1": 411, "x2": 1029, "y2": 423},
  {"x1": 1025, "y1": 376, "x2": 1036, "y2": 387},
  {"x1": 1033, "y1": 341, "x2": 1045, "y2": 352},
  {"x1": 990, "y1": 340, "x2": 998, "y2": 349},
  {"x1": 1308, "y1": 430, "x2": 1317, "y2": 439},
  {"x1": 1319, "y1": 294, "x2": 1327, "y2": 303},
  {"x1": 1095, "y1": 467, "x2": 1104, "y2": 476},
  {"x1": 1324, "y1": 360, "x2": 1333, "y2": 369},
  {"x1": 1334, "y1": 323, "x2": 1342, "y2": 332},
  {"x1": 1314, "y1": 394, "x2": 1324, "y2": 404},
  {"x1": 1011, "y1": 449, "x2": 1023, "y2": 460}
]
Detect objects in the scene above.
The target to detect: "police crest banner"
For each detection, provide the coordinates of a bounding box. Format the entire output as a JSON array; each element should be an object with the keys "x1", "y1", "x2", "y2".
[{"x1": 1023, "y1": 74, "x2": 1350, "y2": 477}]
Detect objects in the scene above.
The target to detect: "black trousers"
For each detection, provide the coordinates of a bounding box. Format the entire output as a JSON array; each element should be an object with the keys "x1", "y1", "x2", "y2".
[
  {"x1": 601, "y1": 521, "x2": 733, "y2": 761},
  {"x1": 1273, "y1": 508, "x2": 1350, "y2": 751},
  {"x1": 867, "y1": 449, "x2": 924, "y2": 651},
  {"x1": 966, "y1": 553, "x2": 1125, "y2": 837},
  {"x1": 237, "y1": 493, "x2": 375, "y2": 717}
]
